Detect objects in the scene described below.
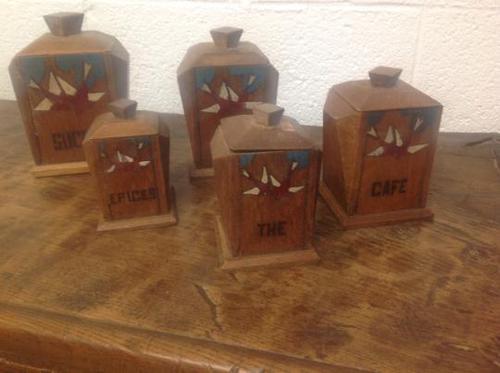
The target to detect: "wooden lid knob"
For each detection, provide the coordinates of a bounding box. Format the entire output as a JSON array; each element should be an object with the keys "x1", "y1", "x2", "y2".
[
  {"x1": 210, "y1": 27, "x2": 243, "y2": 48},
  {"x1": 44, "y1": 12, "x2": 84, "y2": 36},
  {"x1": 369, "y1": 66, "x2": 402, "y2": 87},
  {"x1": 253, "y1": 103, "x2": 284, "y2": 127},
  {"x1": 109, "y1": 99, "x2": 137, "y2": 119}
]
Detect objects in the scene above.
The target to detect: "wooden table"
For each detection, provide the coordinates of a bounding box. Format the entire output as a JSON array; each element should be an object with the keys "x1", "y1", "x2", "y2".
[{"x1": 0, "y1": 100, "x2": 498, "y2": 373}]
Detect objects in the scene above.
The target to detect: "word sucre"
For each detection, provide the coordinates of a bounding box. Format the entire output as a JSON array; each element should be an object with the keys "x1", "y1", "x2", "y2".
[
  {"x1": 371, "y1": 178, "x2": 408, "y2": 197},
  {"x1": 52, "y1": 130, "x2": 86, "y2": 150},
  {"x1": 109, "y1": 187, "x2": 158, "y2": 205}
]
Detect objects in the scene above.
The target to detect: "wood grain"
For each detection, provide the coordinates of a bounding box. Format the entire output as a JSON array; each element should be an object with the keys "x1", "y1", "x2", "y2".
[
  {"x1": 83, "y1": 107, "x2": 173, "y2": 227},
  {"x1": 211, "y1": 109, "x2": 321, "y2": 260},
  {"x1": 323, "y1": 68, "x2": 442, "y2": 227},
  {"x1": 0, "y1": 100, "x2": 499, "y2": 372},
  {"x1": 9, "y1": 13, "x2": 128, "y2": 173}
]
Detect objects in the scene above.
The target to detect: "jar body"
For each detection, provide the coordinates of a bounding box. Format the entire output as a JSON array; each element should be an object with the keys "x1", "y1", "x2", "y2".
[
  {"x1": 178, "y1": 41, "x2": 279, "y2": 170},
  {"x1": 213, "y1": 146, "x2": 321, "y2": 257},
  {"x1": 87, "y1": 134, "x2": 170, "y2": 221},
  {"x1": 193, "y1": 64, "x2": 277, "y2": 169},
  {"x1": 322, "y1": 85, "x2": 442, "y2": 228},
  {"x1": 83, "y1": 110, "x2": 171, "y2": 224},
  {"x1": 10, "y1": 34, "x2": 129, "y2": 166}
]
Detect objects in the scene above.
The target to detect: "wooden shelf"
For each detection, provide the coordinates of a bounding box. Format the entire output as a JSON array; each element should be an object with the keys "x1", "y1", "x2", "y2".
[{"x1": 0, "y1": 100, "x2": 499, "y2": 372}]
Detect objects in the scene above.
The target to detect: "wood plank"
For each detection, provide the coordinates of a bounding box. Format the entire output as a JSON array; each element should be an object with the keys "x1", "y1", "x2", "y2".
[
  {"x1": 0, "y1": 301, "x2": 363, "y2": 373},
  {"x1": 31, "y1": 161, "x2": 89, "y2": 177},
  {"x1": 0, "y1": 100, "x2": 499, "y2": 372}
]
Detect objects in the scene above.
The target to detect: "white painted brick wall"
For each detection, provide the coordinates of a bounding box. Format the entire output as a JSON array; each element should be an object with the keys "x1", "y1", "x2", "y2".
[{"x1": 1, "y1": 0, "x2": 499, "y2": 132}]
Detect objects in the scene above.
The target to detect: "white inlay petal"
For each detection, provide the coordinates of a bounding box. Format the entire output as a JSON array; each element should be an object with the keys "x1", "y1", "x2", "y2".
[
  {"x1": 414, "y1": 117, "x2": 424, "y2": 131},
  {"x1": 29, "y1": 80, "x2": 39, "y2": 89},
  {"x1": 242, "y1": 169, "x2": 249, "y2": 178},
  {"x1": 219, "y1": 82, "x2": 229, "y2": 100},
  {"x1": 139, "y1": 161, "x2": 151, "y2": 167},
  {"x1": 117, "y1": 151, "x2": 133, "y2": 163},
  {"x1": 138, "y1": 142, "x2": 144, "y2": 149},
  {"x1": 407, "y1": 144, "x2": 429, "y2": 154},
  {"x1": 201, "y1": 84, "x2": 211, "y2": 93},
  {"x1": 57, "y1": 76, "x2": 76, "y2": 96},
  {"x1": 384, "y1": 126, "x2": 394, "y2": 144},
  {"x1": 201, "y1": 103, "x2": 220, "y2": 113},
  {"x1": 34, "y1": 98, "x2": 53, "y2": 111},
  {"x1": 288, "y1": 186, "x2": 304, "y2": 193},
  {"x1": 261, "y1": 166, "x2": 268, "y2": 183},
  {"x1": 368, "y1": 126, "x2": 378, "y2": 138},
  {"x1": 243, "y1": 187, "x2": 260, "y2": 195},
  {"x1": 49, "y1": 73, "x2": 62, "y2": 95},
  {"x1": 228, "y1": 86, "x2": 239, "y2": 102},
  {"x1": 368, "y1": 146, "x2": 384, "y2": 157},
  {"x1": 84, "y1": 62, "x2": 92, "y2": 79},
  {"x1": 106, "y1": 164, "x2": 116, "y2": 173},
  {"x1": 248, "y1": 75, "x2": 256, "y2": 86},
  {"x1": 88, "y1": 92, "x2": 105, "y2": 102},
  {"x1": 394, "y1": 128, "x2": 403, "y2": 147},
  {"x1": 291, "y1": 161, "x2": 298, "y2": 170},
  {"x1": 270, "y1": 175, "x2": 281, "y2": 187}
]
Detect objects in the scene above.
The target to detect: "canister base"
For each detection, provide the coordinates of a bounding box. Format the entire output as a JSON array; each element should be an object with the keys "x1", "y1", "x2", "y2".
[
  {"x1": 31, "y1": 161, "x2": 89, "y2": 178},
  {"x1": 319, "y1": 181, "x2": 433, "y2": 229},
  {"x1": 97, "y1": 187, "x2": 178, "y2": 232},
  {"x1": 214, "y1": 215, "x2": 319, "y2": 272},
  {"x1": 189, "y1": 164, "x2": 214, "y2": 179}
]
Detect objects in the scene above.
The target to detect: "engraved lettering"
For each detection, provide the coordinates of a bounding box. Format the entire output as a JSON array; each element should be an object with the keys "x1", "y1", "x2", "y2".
[
  {"x1": 52, "y1": 133, "x2": 64, "y2": 150},
  {"x1": 399, "y1": 179, "x2": 407, "y2": 193},
  {"x1": 258, "y1": 223, "x2": 266, "y2": 236},
  {"x1": 372, "y1": 182, "x2": 382, "y2": 197},
  {"x1": 109, "y1": 187, "x2": 158, "y2": 205},
  {"x1": 371, "y1": 179, "x2": 408, "y2": 197},
  {"x1": 257, "y1": 221, "x2": 287, "y2": 237},
  {"x1": 52, "y1": 130, "x2": 86, "y2": 150}
]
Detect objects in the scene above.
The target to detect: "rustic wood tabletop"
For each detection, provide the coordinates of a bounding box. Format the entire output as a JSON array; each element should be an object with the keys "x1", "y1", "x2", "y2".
[{"x1": 0, "y1": 100, "x2": 498, "y2": 373}]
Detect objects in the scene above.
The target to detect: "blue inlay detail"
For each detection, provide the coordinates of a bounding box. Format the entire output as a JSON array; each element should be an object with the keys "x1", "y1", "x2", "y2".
[
  {"x1": 20, "y1": 56, "x2": 46, "y2": 84},
  {"x1": 229, "y1": 66, "x2": 266, "y2": 93},
  {"x1": 55, "y1": 54, "x2": 105, "y2": 88},
  {"x1": 129, "y1": 136, "x2": 151, "y2": 147},
  {"x1": 239, "y1": 153, "x2": 255, "y2": 168},
  {"x1": 195, "y1": 67, "x2": 215, "y2": 89},
  {"x1": 287, "y1": 151, "x2": 309, "y2": 169}
]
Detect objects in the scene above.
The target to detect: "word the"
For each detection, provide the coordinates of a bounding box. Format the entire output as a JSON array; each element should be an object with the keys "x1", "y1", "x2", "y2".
[
  {"x1": 257, "y1": 221, "x2": 287, "y2": 237},
  {"x1": 109, "y1": 187, "x2": 157, "y2": 205},
  {"x1": 371, "y1": 178, "x2": 408, "y2": 197},
  {"x1": 52, "y1": 130, "x2": 86, "y2": 151}
]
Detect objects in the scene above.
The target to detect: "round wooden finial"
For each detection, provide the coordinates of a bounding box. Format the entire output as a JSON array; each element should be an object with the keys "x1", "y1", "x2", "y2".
[
  {"x1": 109, "y1": 99, "x2": 138, "y2": 119},
  {"x1": 253, "y1": 103, "x2": 284, "y2": 127},
  {"x1": 369, "y1": 66, "x2": 402, "y2": 87},
  {"x1": 44, "y1": 12, "x2": 84, "y2": 36},
  {"x1": 210, "y1": 27, "x2": 243, "y2": 48}
]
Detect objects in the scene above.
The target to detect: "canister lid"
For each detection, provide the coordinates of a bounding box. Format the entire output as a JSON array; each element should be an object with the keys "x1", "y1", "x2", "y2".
[
  {"x1": 210, "y1": 27, "x2": 243, "y2": 49},
  {"x1": 84, "y1": 99, "x2": 167, "y2": 142},
  {"x1": 332, "y1": 66, "x2": 441, "y2": 112},
  {"x1": 177, "y1": 27, "x2": 273, "y2": 75},
  {"x1": 44, "y1": 12, "x2": 84, "y2": 36},
  {"x1": 109, "y1": 98, "x2": 138, "y2": 119},
  {"x1": 219, "y1": 103, "x2": 315, "y2": 152},
  {"x1": 14, "y1": 13, "x2": 128, "y2": 58}
]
